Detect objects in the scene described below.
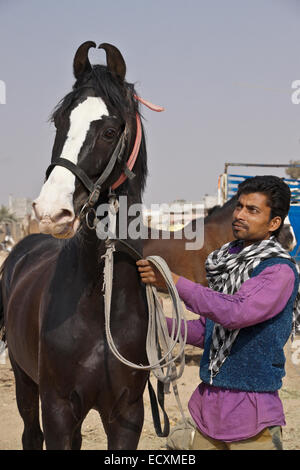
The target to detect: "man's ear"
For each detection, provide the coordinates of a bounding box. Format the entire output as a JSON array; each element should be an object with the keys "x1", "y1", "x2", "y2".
[{"x1": 269, "y1": 216, "x2": 282, "y2": 233}]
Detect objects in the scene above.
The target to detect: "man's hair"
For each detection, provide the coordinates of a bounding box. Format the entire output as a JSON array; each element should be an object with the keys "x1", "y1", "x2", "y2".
[{"x1": 236, "y1": 175, "x2": 291, "y2": 237}]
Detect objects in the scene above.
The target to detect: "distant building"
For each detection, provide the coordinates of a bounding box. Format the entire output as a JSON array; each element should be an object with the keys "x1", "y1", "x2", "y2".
[
  {"x1": 143, "y1": 194, "x2": 220, "y2": 230},
  {"x1": 203, "y1": 194, "x2": 219, "y2": 215},
  {"x1": 143, "y1": 199, "x2": 204, "y2": 230},
  {"x1": 203, "y1": 194, "x2": 218, "y2": 208},
  {"x1": 8, "y1": 195, "x2": 33, "y2": 220}
]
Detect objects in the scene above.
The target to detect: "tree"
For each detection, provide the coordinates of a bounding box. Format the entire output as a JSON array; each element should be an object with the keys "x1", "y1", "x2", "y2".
[
  {"x1": 285, "y1": 160, "x2": 300, "y2": 180},
  {"x1": 0, "y1": 205, "x2": 17, "y2": 222}
]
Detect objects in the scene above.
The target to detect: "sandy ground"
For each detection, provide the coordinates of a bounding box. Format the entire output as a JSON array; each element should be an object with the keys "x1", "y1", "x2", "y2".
[{"x1": 0, "y1": 292, "x2": 299, "y2": 451}]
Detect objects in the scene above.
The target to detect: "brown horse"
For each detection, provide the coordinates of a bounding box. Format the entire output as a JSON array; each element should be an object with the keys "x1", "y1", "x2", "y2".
[
  {"x1": 143, "y1": 196, "x2": 296, "y2": 286},
  {"x1": 0, "y1": 42, "x2": 153, "y2": 450}
]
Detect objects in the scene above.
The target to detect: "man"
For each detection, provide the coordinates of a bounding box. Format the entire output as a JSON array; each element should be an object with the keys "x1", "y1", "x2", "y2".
[{"x1": 137, "y1": 175, "x2": 300, "y2": 450}]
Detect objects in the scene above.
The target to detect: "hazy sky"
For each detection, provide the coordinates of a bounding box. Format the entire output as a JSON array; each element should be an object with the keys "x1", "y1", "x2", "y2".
[{"x1": 0, "y1": 0, "x2": 300, "y2": 207}]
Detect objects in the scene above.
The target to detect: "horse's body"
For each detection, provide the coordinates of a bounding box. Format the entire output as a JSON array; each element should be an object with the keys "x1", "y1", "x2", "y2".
[
  {"x1": 143, "y1": 196, "x2": 296, "y2": 286},
  {"x1": 1, "y1": 43, "x2": 151, "y2": 450},
  {"x1": 143, "y1": 198, "x2": 235, "y2": 286}
]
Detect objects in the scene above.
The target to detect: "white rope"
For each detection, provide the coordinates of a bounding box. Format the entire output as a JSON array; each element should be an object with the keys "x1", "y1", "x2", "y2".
[
  {"x1": 101, "y1": 240, "x2": 189, "y2": 424},
  {"x1": 102, "y1": 243, "x2": 187, "y2": 377},
  {"x1": 99, "y1": 195, "x2": 189, "y2": 425}
]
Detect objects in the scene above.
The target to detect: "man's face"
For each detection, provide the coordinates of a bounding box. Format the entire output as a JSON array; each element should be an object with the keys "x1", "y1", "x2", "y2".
[{"x1": 232, "y1": 192, "x2": 282, "y2": 246}]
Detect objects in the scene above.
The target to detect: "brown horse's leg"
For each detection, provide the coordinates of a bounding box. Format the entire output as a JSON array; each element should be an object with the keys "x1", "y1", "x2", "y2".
[
  {"x1": 9, "y1": 353, "x2": 44, "y2": 450},
  {"x1": 101, "y1": 396, "x2": 145, "y2": 450}
]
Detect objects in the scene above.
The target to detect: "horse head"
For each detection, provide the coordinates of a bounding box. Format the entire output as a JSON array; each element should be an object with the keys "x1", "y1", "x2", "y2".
[{"x1": 33, "y1": 42, "x2": 147, "y2": 239}]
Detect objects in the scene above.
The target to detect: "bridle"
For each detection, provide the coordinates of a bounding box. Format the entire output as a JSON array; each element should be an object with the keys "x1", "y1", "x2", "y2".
[
  {"x1": 45, "y1": 113, "x2": 140, "y2": 216},
  {"x1": 45, "y1": 95, "x2": 163, "y2": 222}
]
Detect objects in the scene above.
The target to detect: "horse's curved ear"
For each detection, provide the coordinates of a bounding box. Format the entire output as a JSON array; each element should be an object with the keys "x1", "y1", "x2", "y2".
[
  {"x1": 98, "y1": 43, "x2": 126, "y2": 83},
  {"x1": 73, "y1": 41, "x2": 96, "y2": 79}
]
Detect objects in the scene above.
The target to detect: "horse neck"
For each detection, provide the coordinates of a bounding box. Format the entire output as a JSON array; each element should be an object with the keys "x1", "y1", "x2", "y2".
[
  {"x1": 70, "y1": 224, "x2": 102, "y2": 274},
  {"x1": 206, "y1": 202, "x2": 234, "y2": 226},
  {"x1": 204, "y1": 203, "x2": 235, "y2": 248}
]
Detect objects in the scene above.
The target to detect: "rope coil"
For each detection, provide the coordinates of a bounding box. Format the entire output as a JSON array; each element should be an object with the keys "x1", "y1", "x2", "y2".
[
  {"x1": 99, "y1": 195, "x2": 189, "y2": 425},
  {"x1": 102, "y1": 245, "x2": 187, "y2": 378}
]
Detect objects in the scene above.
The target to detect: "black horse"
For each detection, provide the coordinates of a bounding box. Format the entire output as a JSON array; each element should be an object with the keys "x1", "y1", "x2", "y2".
[{"x1": 0, "y1": 42, "x2": 152, "y2": 450}]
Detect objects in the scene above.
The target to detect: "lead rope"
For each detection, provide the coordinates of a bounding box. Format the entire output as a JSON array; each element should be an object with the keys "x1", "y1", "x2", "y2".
[{"x1": 99, "y1": 196, "x2": 189, "y2": 428}]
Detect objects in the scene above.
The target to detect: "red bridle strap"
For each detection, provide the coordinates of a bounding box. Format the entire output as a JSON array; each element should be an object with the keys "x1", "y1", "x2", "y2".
[{"x1": 111, "y1": 95, "x2": 164, "y2": 190}]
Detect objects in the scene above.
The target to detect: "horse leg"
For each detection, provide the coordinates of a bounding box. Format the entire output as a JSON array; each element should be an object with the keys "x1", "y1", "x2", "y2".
[
  {"x1": 71, "y1": 422, "x2": 83, "y2": 450},
  {"x1": 40, "y1": 388, "x2": 83, "y2": 450},
  {"x1": 9, "y1": 353, "x2": 44, "y2": 450},
  {"x1": 101, "y1": 396, "x2": 145, "y2": 450}
]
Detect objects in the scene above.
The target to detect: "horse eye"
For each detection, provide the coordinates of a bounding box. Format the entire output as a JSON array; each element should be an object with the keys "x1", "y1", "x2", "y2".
[{"x1": 103, "y1": 128, "x2": 117, "y2": 140}]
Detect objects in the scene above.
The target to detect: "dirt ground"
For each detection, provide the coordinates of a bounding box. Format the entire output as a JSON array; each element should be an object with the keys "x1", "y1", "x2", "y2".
[{"x1": 0, "y1": 291, "x2": 299, "y2": 451}]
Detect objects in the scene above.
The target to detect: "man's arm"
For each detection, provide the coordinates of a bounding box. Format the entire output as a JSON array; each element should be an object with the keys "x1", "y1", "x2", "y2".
[
  {"x1": 136, "y1": 259, "x2": 179, "y2": 288},
  {"x1": 136, "y1": 260, "x2": 206, "y2": 347},
  {"x1": 165, "y1": 317, "x2": 206, "y2": 349},
  {"x1": 175, "y1": 264, "x2": 295, "y2": 330},
  {"x1": 136, "y1": 260, "x2": 295, "y2": 330}
]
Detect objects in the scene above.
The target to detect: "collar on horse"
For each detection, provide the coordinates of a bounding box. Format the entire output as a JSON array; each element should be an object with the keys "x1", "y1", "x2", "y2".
[{"x1": 45, "y1": 95, "x2": 164, "y2": 216}]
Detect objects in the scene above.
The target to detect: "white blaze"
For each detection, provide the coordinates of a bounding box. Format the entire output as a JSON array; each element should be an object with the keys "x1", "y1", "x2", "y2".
[{"x1": 35, "y1": 96, "x2": 109, "y2": 218}]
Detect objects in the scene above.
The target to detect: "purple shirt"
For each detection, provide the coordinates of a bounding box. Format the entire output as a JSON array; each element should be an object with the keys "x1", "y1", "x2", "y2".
[{"x1": 167, "y1": 251, "x2": 295, "y2": 441}]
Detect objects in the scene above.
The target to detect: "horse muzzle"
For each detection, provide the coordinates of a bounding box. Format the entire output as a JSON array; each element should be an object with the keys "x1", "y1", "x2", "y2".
[{"x1": 32, "y1": 202, "x2": 80, "y2": 239}]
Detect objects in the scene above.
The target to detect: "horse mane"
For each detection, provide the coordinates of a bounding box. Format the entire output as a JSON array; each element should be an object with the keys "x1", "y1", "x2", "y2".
[
  {"x1": 176, "y1": 195, "x2": 237, "y2": 237},
  {"x1": 204, "y1": 195, "x2": 237, "y2": 222},
  {"x1": 49, "y1": 65, "x2": 148, "y2": 197}
]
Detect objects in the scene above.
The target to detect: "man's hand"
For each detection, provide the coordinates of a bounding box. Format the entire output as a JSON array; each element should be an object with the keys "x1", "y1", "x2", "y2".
[{"x1": 136, "y1": 259, "x2": 180, "y2": 289}]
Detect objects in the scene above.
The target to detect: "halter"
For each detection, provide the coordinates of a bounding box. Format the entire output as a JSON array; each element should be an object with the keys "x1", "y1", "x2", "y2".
[{"x1": 45, "y1": 95, "x2": 164, "y2": 217}]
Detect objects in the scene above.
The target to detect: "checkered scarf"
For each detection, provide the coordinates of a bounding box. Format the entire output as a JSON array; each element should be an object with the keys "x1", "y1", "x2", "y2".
[{"x1": 205, "y1": 236, "x2": 300, "y2": 384}]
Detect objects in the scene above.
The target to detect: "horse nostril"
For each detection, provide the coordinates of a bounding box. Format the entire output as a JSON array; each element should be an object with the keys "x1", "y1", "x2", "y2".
[
  {"x1": 51, "y1": 209, "x2": 74, "y2": 224},
  {"x1": 32, "y1": 202, "x2": 41, "y2": 220}
]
